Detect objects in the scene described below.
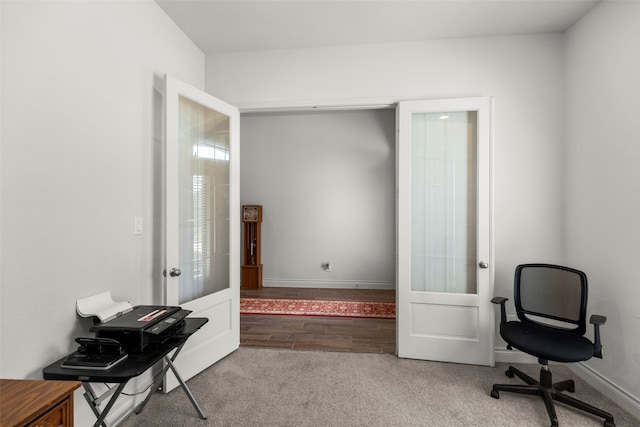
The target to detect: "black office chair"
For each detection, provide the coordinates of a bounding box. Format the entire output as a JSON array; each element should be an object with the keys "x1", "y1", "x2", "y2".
[{"x1": 491, "y1": 264, "x2": 615, "y2": 427}]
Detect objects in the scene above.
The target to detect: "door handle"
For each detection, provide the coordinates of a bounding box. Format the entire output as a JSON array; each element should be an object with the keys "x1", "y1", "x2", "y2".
[
  {"x1": 479, "y1": 261, "x2": 489, "y2": 269},
  {"x1": 169, "y1": 268, "x2": 182, "y2": 277}
]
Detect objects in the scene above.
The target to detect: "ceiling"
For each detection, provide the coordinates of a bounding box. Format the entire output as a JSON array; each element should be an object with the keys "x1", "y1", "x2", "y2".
[{"x1": 155, "y1": 0, "x2": 601, "y2": 54}]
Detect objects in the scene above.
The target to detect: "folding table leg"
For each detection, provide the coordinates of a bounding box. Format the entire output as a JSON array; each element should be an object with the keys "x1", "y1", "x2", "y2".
[
  {"x1": 83, "y1": 382, "x2": 128, "y2": 427},
  {"x1": 134, "y1": 359, "x2": 171, "y2": 415},
  {"x1": 134, "y1": 341, "x2": 207, "y2": 420},
  {"x1": 165, "y1": 355, "x2": 207, "y2": 419}
]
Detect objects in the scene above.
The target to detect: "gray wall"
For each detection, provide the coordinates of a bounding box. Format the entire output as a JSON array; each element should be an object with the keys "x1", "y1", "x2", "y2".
[
  {"x1": 241, "y1": 109, "x2": 396, "y2": 288},
  {"x1": 565, "y1": 1, "x2": 640, "y2": 416},
  {"x1": 1, "y1": 1, "x2": 204, "y2": 424}
]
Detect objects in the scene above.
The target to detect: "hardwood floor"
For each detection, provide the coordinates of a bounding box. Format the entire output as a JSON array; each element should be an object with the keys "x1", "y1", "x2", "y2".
[{"x1": 240, "y1": 288, "x2": 396, "y2": 354}]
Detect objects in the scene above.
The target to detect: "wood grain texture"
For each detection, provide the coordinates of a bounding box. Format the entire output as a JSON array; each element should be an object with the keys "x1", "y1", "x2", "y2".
[{"x1": 0, "y1": 379, "x2": 80, "y2": 427}]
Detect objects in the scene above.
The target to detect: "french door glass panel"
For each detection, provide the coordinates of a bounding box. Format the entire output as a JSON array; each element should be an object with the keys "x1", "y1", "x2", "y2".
[
  {"x1": 411, "y1": 111, "x2": 477, "y2": 294},
  {"x1": 178, "y1": 96, "x2": 230, "y2": 303}
]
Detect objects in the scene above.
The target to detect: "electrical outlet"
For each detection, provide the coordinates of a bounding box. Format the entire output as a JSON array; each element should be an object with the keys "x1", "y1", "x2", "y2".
[{"x1": 134, "y1": 217, "x2": 143, "y2": 235}]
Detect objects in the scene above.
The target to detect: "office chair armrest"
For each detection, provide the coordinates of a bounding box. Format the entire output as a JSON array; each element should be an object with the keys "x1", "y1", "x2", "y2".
[
  {"x1": 590, "y1": 314, "x2": 607, "y2": 358},
  {"x1": 491, "y1": 297, "x2": 509, "y2": 325}
]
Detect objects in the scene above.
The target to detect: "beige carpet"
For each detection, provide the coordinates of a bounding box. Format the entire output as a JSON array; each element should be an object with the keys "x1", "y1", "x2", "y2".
[{"x1": 120, "y1": 347, "x2": 638, "y2": 427}]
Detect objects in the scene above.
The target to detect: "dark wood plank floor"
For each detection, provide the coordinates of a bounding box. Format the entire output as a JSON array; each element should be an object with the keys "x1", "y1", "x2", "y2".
[{"x1": 240, "y1": 287, "x2": 396, "y2": 354}]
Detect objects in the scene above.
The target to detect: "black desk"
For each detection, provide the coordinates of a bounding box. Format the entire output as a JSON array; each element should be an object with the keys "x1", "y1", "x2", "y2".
[{"x1": 43, "y1": 317, "x2": 208, "y2": 427}]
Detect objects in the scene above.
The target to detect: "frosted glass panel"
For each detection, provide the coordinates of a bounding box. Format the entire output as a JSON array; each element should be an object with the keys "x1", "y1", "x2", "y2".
[
  {"x1": 178, "y1": 96, "x2": 230, "y2": 304},
  {"x1": 411, "y1": 111, "x2": 477, "y2": 294}
]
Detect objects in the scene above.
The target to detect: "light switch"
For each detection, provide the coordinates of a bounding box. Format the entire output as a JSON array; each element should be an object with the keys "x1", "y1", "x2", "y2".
[{"x1": 134, "y1": 217, "x2": 143, "y2": 235}]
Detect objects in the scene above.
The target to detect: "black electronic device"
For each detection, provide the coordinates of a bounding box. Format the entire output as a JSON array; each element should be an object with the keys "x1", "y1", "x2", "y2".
[
  {"x1": 90, "y1": 305, "x2": 191, "y2": 353},
  {"x1": 61, "y1": 337, "x2": 128, "y2": 370}
]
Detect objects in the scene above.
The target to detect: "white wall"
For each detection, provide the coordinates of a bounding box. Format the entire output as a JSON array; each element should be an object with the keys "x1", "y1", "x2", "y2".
[
  {"x1": 565, "y1": 0, "x2": 640, "y2": 415},
  {"x1": 241, "y1": 109, "x2": 396, "y2": 288},
  {"x1": 207, "y1": 33, "x2": 567, "y2": 301},
  {"x1": 1, "y1": 0, "x2": 204, "y2": 423}
]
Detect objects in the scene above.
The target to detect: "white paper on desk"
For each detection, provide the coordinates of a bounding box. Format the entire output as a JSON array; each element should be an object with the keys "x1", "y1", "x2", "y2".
[{"x1": 76, "y1": 291, "x2": 132, "y2": 323}]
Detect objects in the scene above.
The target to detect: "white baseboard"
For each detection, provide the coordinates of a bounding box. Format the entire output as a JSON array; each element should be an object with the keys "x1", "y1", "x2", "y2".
[
  {"x1": 569, "y1": 362, "x2": 640, "y2": 421},
  {"x1": 494, "y1": 348, "x2": 640, "y2": 421},
  {"x1": 263, "y1": 278, "x2": 395, "y2": 290},
  {"x1": 494, "y1": 347, "x2": 538, "y2": 364}
]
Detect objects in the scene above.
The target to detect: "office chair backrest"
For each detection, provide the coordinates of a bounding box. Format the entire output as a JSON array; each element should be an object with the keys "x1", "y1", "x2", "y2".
[{"x1": 514, "y1": 264, "x2": 588, "y2": 335}]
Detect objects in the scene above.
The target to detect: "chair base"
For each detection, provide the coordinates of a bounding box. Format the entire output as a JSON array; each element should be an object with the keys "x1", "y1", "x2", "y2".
[{"x1": 491, "y1": 365, "x2": 615, "y2": 427}]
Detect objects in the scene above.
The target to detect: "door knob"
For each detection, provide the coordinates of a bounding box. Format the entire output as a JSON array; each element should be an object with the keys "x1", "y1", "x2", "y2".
[
  {"x1": 169, "y1": 268, "x2": 182, "y2": 277},
  {"x1": 479, "y1": 261, "x2": 489, "y2": 269}
]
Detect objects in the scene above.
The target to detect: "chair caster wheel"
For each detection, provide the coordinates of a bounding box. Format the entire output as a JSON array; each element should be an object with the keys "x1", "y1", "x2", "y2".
[
  {"x1": 505, "y1": 369, "x2": 514, "y2": 378},
  {"x1": 604, "y1": 420, "x2": 616, "y2": 427},
  {"x1": 490, "y1": 390, "x2": 499, "y2": 399}
]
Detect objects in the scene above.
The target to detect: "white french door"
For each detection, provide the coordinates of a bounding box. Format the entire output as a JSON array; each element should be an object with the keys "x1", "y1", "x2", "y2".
[
  {"x1": 397, "y1": 97, "x2": 494, "y2": 366},
  {"x1": 163, "y1": 75, "x2": 240, "y2": 391}
]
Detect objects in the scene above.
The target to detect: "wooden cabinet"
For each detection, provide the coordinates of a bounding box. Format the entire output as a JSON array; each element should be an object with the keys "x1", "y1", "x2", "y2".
[{"x1": 0, "y1": 379, "x2": 80, "y2": 427}]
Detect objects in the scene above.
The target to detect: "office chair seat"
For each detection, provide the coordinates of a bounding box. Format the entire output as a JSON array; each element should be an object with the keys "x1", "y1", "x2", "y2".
[{"x1": 500, "y1": 321, "x2": 594, "y2": 363}]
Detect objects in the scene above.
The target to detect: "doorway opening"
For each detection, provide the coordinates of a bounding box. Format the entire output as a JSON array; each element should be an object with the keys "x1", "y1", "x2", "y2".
[{"x1": 239, "y1": 108, "x2": 396, "y2": 353}]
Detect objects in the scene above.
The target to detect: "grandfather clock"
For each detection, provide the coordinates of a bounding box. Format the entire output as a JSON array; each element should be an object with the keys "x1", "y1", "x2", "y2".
[{"x1": 241, "y1": 205, "x2": 262, "y2": 289}]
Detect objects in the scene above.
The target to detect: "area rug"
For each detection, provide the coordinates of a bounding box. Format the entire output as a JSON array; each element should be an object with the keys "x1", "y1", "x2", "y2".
[{"x1": 240, "y1": 298, "x2": 395, "y2": 319}]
